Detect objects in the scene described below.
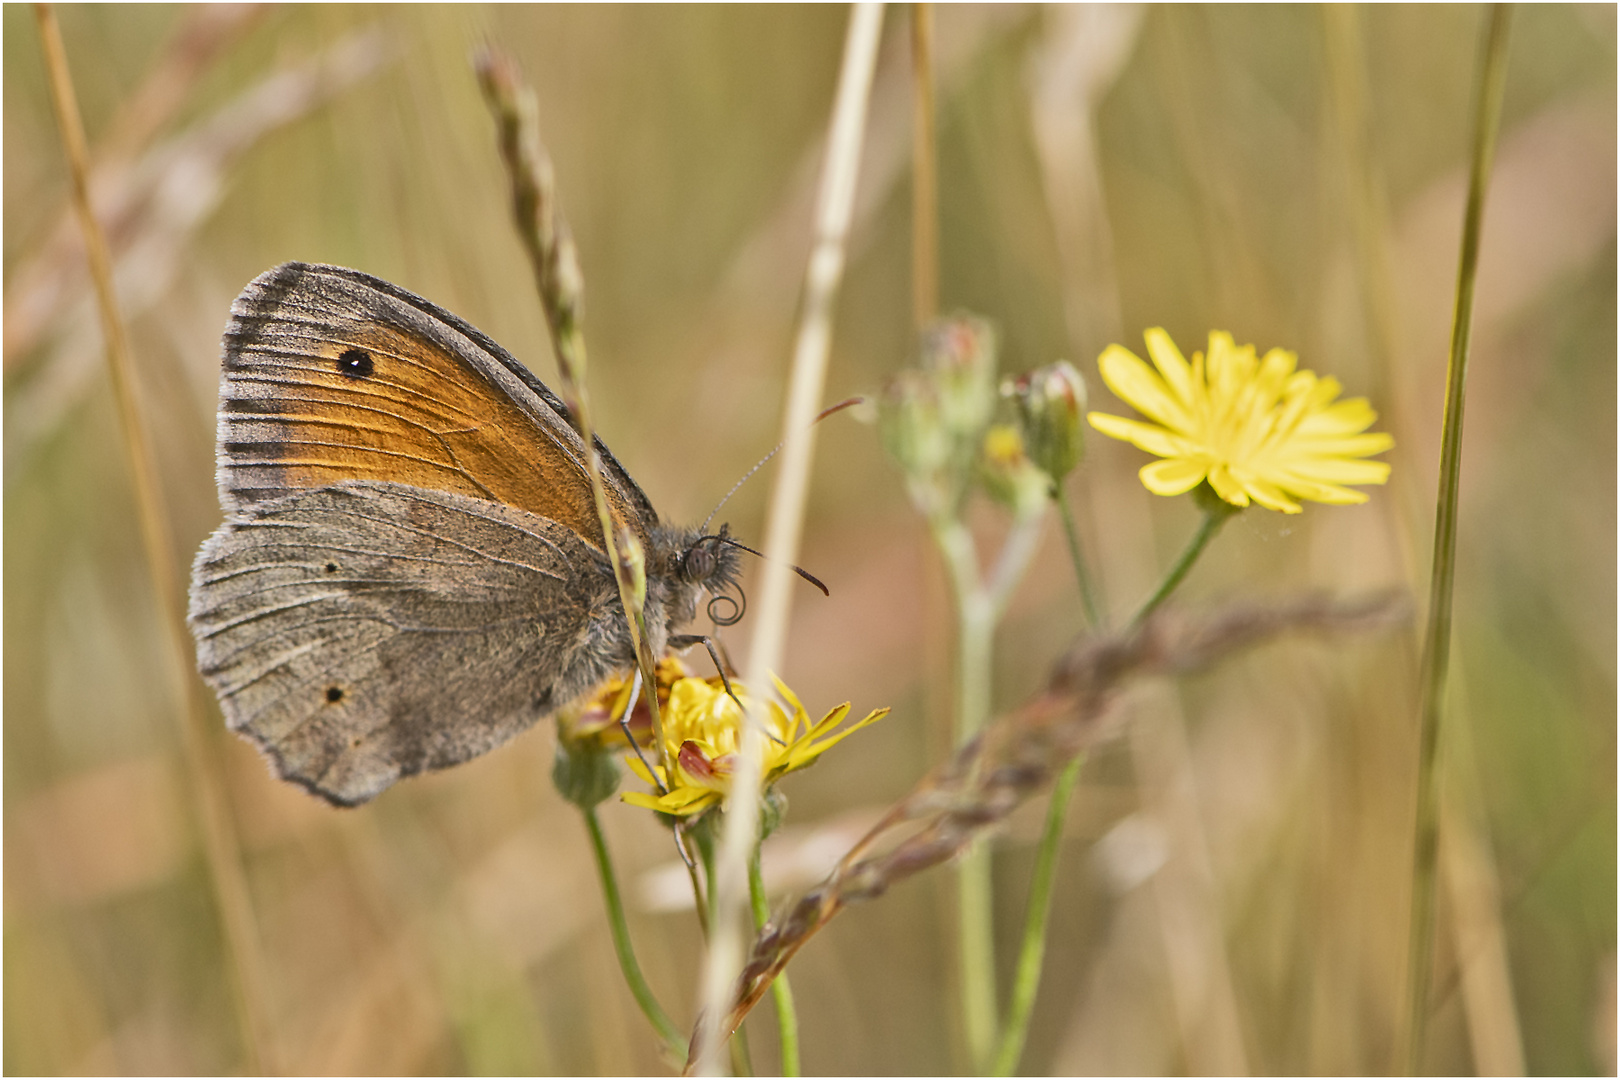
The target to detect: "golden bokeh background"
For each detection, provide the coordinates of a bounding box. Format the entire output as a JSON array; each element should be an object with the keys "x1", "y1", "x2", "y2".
[{"x1": 5, "y1": 5, "x2": 1614, "y2": 1074}]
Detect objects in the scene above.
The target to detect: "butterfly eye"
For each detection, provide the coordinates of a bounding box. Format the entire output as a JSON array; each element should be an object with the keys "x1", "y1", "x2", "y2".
[{"x1": 684, "y1": 542, "x2": 716, "y2": 583}]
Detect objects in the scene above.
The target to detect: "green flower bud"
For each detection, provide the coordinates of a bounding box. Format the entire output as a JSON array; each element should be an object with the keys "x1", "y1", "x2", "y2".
[
  {"x1": 1004, "y1": 360, "x2": 1088, "y2": 487},
  {"x1": 880, "y1": 370, "x2": 958, "y2": 516},
  {"x1": 979, "y1": 424, "x2": 1049, "y2": 519},
  {"x1": 880, "y1": 370, "x2": 949, "y2": 476},
  {"x1": 552, "y1": 727, "x2": 622, "y2": 810},
  {"x1": 921, "y1": 316, "x2": 998, "y2": 442},
  {"x1": 759, "y1": 788, "x2": 788, "y2": 841}
]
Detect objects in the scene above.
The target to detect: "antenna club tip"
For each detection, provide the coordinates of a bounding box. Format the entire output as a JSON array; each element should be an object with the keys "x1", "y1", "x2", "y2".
[{"x1": 796, "y1": 567, "x2": 831, "y2": 596}]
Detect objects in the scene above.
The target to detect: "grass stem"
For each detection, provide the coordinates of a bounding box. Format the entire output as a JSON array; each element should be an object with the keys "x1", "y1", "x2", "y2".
[
  {"x1": 691, "y1": 7, "x2": 885, "y2": 1072},
  {"x1": 1403, "y1": 6, "x2": 1513, "y2": 1073},
  {"x1": 993, "y1": 755, "x2": 1084, "y2": 1075},
  {"x1": 475, "y1": 51, "x2": 670, "y2": 764},
  {"x1": 910, "y1": 2, "x2": 938, "y2": 331},
  {"x1": 34, "y1": 6, "x2": 273, "y2": 1071}
]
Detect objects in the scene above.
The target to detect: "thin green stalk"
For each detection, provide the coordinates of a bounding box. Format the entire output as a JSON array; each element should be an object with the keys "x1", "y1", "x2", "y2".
[
  {"x1": 985, "y1": 480, "x2": 1097, "y2": 1075},
  {"x1": 993, "y1": 754, "x2": 1085, "y2": 1075},
  {"x1": 748, "y1": 854, "x2": 800, "y2": 1076},
  {"x1": 931, "y1": 516, "x2": 1000, "y2": 1070},
  {"x1": 582, "y1": 808, "x2": 683, "y2": 1055},
  {"x1": 1404, "y1": 7, "x2": 1512, "y2": 1074},
  {"x1": 1132, "y1": 496, "x2": 1237, "y2": 627},
  {"x1": 1056, "y1": 486, "x2": 1104, "y2": 628},
  {"x1": 731, "y1": 1023, "x2": 754, "y2": 1078},
  {"x1": 958, "y1": 843, "x2": 997, "y2": 1071},
  {"x1": 676, "y1": 822, "x2": 710, "y2": 938},
  {"x1": 987, "y1": 505, "x2": 1049, "y2": 621}
]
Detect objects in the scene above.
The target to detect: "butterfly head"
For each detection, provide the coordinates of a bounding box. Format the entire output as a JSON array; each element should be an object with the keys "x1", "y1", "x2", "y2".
[{"x1": 652, "y1": 524, "x2": 747, "y2": 630}]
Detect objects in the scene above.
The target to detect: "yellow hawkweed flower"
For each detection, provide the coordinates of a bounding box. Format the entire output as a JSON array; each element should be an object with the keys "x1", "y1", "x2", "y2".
[
  {"x1": 620, "y1": 674, "x2": 888, "y2": 818},
  {"x1": 559, "y1": 657, "x2": 690, "y2": 751},
  {"x1": 1088, "y1": 328, "x2": 1394, "y2": 514}
]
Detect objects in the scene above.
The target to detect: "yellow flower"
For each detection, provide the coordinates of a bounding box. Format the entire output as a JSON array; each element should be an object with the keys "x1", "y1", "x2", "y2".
[
  {"x1": 620, "y1": 674, "x2": 888, "y2": 818},
  {"x1": 559, "y1": 657, "x2": 690, "y2": 751},
  {"x1": 1088, "y1": 328, "x2": 1394, "y2": 514}
]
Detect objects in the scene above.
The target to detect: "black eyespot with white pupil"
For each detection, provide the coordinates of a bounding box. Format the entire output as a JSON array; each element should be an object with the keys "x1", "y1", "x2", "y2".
[{"x1": 336, "y1": 348, "x2": 374, "y2": 378}]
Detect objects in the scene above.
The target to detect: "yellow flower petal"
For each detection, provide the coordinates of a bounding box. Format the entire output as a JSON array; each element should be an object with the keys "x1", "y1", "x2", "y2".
[
  {"x1": 1206, "y1": 463, "x2": 1253, "y2": 507},
  {"x1": 1239, "y1": 475, "x2": 1303, "y2": 514},
  {"x1": 1285, "y1": 457, "x2": 1392, "y2": 485},
  {"x1": 1141, "y1": 457, "x2": 1209, "y2": 496},
  {"x1": 1290, "y1": 432, "x2": 1395, "y2": 458},
  {"x1": 624, "y1": 754, "x2": 661, "y2": 786},
  {"x1": 785, "y1": 706, "x2": 889, "y2": 771},
  {"x1": 805, "y1": 702, "x2": 853, "y2": 741},
  {"x1": 1298, "y1": 398, "x2": 1381, "y2": 436},
  {"x1": 1272, "y1": 475, "x2": 1370, "y2": 505},
  {"x1": 1098, "y1": 344, "x2": 1192, "y2": 432},
  {"x1": 1088, "y1": 413, "x2": 1198, "y2": 459},
  {"x1": 1144, "y1": 327, "x2": 1197, "y2": 409}
]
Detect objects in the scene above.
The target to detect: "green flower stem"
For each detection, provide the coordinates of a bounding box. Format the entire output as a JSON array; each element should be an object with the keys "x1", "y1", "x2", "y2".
[
  {"x1": 675, "y1": 822, "x2": 710, "y2": 938},
  {"x1": 987, "y1": 504, "x2": 1049, "y2": 620},
  {"x1": 581, "y1": 808, "x2": 683, "y2": 1055},
  {"x1": 1405, "y1": 7, "x2": 1512, "y2": 1074},
  {"x1": 1131, "y1": 496, "x2": 1238, "y2": 627},
  {"x1": 984, "y1": 483, "x2": 1098, "y2": 1075},
  {"x1": 748, "y1": 854, "x2": 801, "y2": 1076},
  {"x1": 731, "y1": 1026, "x2": 755, "y2": 1078},
  {"x1": 931, "y1": 516, "x2": 1000, "y2": 1071},
  {"x1": 993, "y1": 755, "x2": 1085, "y2": 1076},
  {"x1": 1056, "y1": 486, "x2": 1105, "y2": 629}
]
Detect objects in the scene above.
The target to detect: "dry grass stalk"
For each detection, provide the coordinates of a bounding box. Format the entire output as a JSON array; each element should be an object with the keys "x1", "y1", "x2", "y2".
[
  {"x1": 32, "y1": 4, "x2": 275, "y2": 1070},
  {"x1": 694, "y1": 5, "x2": 887, "y2": 1072},
  {"x1": 700, "y1": 593, "x2": 1408, "y2": 1055}
]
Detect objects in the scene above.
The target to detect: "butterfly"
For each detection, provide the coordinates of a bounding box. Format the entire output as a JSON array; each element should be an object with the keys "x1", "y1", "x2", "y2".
[{"x1": 188, "y1": 262, "x2": 742, "y2": 805}]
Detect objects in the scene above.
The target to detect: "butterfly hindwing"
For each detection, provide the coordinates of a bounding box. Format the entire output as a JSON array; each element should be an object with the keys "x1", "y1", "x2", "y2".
[{"x1": 189, "y1": 480, "x2": 632, "y2": 805}]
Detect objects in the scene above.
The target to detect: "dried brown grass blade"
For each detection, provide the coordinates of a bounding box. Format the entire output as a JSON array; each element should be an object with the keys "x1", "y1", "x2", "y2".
[{"x1": 32, "y1": 4, "x2": 276, "y2": 1071}]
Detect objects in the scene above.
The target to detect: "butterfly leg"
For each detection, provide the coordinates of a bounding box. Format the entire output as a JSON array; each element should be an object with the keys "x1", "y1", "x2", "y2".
[
  {"x1": 617, "y1": 664, "x2": 667, "y2": 792},
  {"x1": 670, "y1": 633, "x2": 786, "y2": 747}
]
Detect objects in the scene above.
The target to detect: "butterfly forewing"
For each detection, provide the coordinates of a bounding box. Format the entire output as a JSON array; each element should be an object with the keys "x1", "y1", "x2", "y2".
[{"x1": 217, "y1": 263, "x2": 655, "y2": 553}]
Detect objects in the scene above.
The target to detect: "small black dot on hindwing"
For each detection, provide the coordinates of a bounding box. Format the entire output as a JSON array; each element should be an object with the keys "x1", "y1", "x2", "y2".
[
  {"x1": 325, "y1": 686, "x2": 345, "y2": 704},
  {"x1": 336, "y1": 348, "x2": 374, "y2": 378},
  {"x1": 324, "y1": 562, "x2": 338, "y2": 573}
]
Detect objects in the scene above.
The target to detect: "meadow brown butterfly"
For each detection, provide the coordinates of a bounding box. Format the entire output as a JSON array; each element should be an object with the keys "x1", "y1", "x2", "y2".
[{"x1": 188, "y1": 262, "x2": 742, "y2": 805}]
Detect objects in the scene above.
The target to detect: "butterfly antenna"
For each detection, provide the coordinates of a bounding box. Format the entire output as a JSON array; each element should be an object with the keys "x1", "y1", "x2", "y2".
[
  {"x1": 701, "y1": 396, "x2": 865, "y2": 532},
  {"x1": 717, "y1": 536, "x2": 829, "y2": 596}
]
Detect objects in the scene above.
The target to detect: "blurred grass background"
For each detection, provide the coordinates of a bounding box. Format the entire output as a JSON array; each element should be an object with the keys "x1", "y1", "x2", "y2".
[{"x1": 4, "y1": 4, "x2": 1614, "y2": 1074}]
